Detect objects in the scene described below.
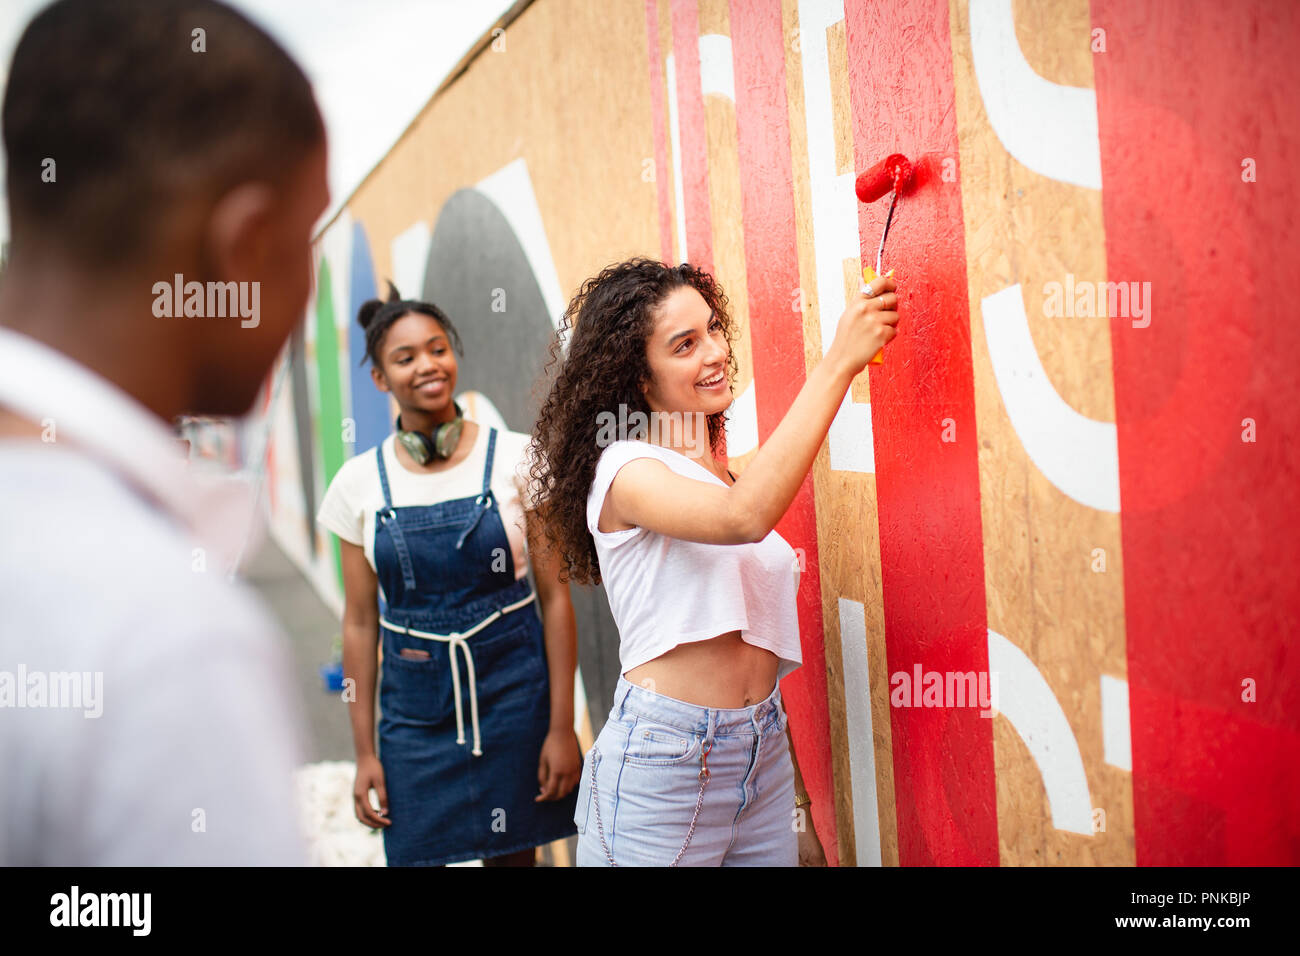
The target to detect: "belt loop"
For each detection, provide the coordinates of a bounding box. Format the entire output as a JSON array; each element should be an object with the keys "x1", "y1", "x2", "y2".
[{"x1": 615, "y1": 677, "x2": 634, "y2": 720}]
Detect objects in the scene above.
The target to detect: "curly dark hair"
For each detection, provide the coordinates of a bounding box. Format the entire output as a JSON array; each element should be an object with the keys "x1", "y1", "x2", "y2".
[{"x1": 526, "y1": 258, "x2": 737, "y2": 586}]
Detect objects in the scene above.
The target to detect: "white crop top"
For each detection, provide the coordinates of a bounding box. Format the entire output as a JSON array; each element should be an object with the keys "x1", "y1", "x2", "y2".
[{"x1": 586, "y1": 440, "x2": 803, "y2": 680}]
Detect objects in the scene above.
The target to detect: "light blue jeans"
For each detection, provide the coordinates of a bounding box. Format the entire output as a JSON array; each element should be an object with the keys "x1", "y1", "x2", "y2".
[{"x1": 574, "y1": 675, "x2": 798, "y2": 866}]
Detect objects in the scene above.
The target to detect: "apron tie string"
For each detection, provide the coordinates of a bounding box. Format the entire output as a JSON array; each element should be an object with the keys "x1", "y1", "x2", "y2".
[
  {"x1": 446, "y1": 635, "x2": 481, "y2": 755},
  {"x1": 378, "y1": 589, "x2": 536, "y2": 757}
]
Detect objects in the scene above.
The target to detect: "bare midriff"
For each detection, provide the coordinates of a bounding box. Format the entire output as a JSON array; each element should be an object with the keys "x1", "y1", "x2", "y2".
[{"x1": 623, "y1": 630, "x2": 778, "y2": 708}]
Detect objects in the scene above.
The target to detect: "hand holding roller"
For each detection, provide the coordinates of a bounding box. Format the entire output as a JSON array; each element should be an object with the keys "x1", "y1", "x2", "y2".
[
  {"x1": 855, "y1": 153, "x2": 913, "y2": 363},
  {"x1": 861, "y1": 265, "x2": 895, "y2": 365},
  {"x1": 828, "y1": 270, "x2": 899, "y2": 375}
]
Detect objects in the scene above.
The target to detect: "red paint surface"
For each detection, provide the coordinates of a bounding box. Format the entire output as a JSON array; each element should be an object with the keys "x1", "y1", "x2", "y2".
[
  {"x1": 729, "y1": 0, "x2": 838, "y2": 867},
  {"x1": 1092, "y1": 0, "x2": 1300, "y2": 864},
  {"x1": 845, "y1": 0, "x2": 997, "y2": 865},
  {"x1": 669, "y1": 0, "x2": 713, "y2": 271},
  {"x1": 643, "y1": 0, "x2": 675, "y2": 263}
]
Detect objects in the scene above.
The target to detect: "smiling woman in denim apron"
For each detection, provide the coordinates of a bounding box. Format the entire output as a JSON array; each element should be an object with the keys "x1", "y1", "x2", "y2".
[
  {"x1": 316, "y1": 283, "x2": 580, "y2": 867},
  {"x1": 527, "y1": 258, "x2": 899, "y2": 865}
]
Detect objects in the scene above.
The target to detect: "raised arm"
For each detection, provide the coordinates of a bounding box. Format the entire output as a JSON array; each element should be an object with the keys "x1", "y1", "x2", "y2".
[
  {"x1": 608, "y1": 275, "x2": 896, "y2": 546},
  {"x1": 607, "y1": 348, "x2": 857, "y2": 545}
]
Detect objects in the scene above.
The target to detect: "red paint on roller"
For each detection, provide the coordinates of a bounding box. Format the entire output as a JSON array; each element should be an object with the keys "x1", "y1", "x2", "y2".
[{"x1": 855, "y1": 153, "x2": 914, "y2": 204}]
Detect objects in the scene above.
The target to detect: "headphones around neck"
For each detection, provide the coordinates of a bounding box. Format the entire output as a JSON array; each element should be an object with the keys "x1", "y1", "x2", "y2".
[{"x1": 396, "y1": 400, "x2": 465, "y2": 465}]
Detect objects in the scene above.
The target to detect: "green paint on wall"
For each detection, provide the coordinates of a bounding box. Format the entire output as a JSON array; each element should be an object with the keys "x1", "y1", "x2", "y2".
[{"x1": 315, "y1": 259, "x2": 346, "y2": 591}]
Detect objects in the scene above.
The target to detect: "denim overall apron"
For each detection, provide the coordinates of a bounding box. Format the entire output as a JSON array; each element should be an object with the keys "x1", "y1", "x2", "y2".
[{"x1": 373, "y1": 426, "x2": 577, "y2": 866}]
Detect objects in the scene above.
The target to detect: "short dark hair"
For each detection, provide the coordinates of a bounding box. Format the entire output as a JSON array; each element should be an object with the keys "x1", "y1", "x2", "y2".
[
  {"x1": 358, "y1": 281, "x2": 464, "y2": 369},
  {"x1": 2, "y1": 0, "x2": 324, "y2": 268}
]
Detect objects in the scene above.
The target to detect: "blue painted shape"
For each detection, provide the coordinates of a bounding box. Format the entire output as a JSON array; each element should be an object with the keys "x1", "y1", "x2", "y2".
[{"x1": 347, "y1": 220, "x2": 390, "y2": 458}]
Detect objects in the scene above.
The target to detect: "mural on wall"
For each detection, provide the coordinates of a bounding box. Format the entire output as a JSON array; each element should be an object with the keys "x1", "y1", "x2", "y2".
[{"x1": 252, "y1": 0, "x2": 1299, "y2": 866}]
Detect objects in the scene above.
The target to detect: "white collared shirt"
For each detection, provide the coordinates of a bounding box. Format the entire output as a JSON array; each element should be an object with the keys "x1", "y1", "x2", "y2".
[{"x1": 0, "y1": 325, "x2": 307, "y2": 865}]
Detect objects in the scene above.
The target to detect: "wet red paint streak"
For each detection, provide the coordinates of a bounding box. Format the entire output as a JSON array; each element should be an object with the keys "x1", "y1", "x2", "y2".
[
  {"x1": 1092, "y1": 0, "x2": 1300, "y2": 865},
  {"x1": 669, "y1": 0, "x2": 712, "y2": 271},
  {"x1": 729, "y1": 0, "x2": 839, "y2": 867},
  {"x1": 643, "y1": 0, "x2": 674, "y2": 263},
  {"x1": 844, "y1": 0, "x2": 997, "y2": 865}
]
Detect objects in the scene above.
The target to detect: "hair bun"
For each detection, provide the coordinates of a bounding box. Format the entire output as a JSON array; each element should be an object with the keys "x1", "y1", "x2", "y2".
[
  {"x1": 357, "y1": 280, "x2": 405, "y2": 330},
  {"x1": 356, "y1": 298, "x2": 385, "y2": 330}
]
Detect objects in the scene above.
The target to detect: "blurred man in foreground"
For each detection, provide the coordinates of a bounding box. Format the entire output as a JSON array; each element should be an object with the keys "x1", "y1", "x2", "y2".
[{"x1": 0, "y1": 0, "x2": 329, "y2": 864}]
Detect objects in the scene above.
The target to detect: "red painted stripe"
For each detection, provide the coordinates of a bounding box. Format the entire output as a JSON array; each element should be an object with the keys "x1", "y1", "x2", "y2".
[
  {"x1": 643, "y1": 0, "x2": 675, "y2": 263},
  {"x1": 844, "y1": 0, "x2": 997, "y2": 865},
  {"x1": 669, "y1": 0, "x2": 713, "y2": 271},
  {"x1": 729, "y1": 0, "x2": 838, "y2": 867},
  {"x1": 1092, "y1": 0, "x2": 1300, "y2": 865}
]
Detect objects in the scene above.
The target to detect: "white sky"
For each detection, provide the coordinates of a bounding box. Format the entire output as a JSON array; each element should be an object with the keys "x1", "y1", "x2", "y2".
[{"x1": 0, "y1": 0, "x2": 516, "y2": 242}]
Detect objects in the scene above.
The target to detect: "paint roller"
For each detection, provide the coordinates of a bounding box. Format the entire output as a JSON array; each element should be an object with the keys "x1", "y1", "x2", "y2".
[{"x1": 855, "y1": 153, "x2": 913, "y2": 364}]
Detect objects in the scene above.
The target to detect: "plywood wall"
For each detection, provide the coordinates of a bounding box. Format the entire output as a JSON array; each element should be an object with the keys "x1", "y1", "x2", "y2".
[{"x1": 262, "y1": 0, "x2": 1300, "y2": 866}]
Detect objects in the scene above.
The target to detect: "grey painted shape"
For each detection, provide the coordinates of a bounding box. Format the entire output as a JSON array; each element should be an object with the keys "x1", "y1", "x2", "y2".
[
  {"x1": 422, "y1": 189, "x2": 551, "y2": 433},
  {"x1": 570, "y1": 582, "x2": 621, "y2": 732},
  {"x1": 423, "y1": 188, "x2": 621, "y2": 731}
]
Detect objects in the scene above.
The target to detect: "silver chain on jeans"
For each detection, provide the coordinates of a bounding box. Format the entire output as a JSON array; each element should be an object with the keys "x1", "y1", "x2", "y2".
[{"x1": 589, "y1": 739, "x2": 713, "y2": 867}]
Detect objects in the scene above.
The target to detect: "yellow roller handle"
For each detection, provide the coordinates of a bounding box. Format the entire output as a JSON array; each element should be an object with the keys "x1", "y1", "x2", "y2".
[{"x1": 862, "y1": 266, "x2": 895, "y2": 365}]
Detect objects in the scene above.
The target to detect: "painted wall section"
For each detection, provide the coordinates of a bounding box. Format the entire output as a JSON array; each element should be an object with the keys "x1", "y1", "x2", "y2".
[{"x1": 245, "y1": 0, "x2": 1297, "y2": 865}]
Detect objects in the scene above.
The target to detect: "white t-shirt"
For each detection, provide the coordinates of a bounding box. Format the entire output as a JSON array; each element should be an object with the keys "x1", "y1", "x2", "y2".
[
  {"x1": 0, "y1": 325, "x2": 306, "y2": 866},
  {"x1": 0, "y1": 445, "x2": 308, "y2": 865},
  {"x1": 586, "y1": 440, "x2": 802, "y2": 680},
  {"x1": 315, "y1": 424, "x2": 536, "y2": 588}
]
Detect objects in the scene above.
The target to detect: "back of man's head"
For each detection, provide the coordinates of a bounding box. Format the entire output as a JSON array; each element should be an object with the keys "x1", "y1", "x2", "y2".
[
  {"x1": 1, "y1": 0, "x2": 329, "y2": 418},
  {"x1": 3, "y1": 0, "x2": 324, "y2": 269}
]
